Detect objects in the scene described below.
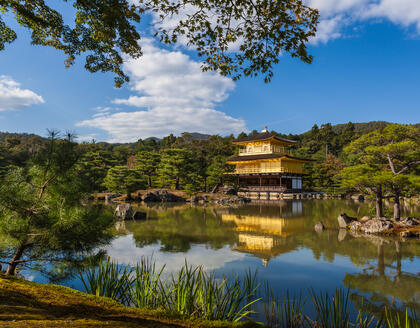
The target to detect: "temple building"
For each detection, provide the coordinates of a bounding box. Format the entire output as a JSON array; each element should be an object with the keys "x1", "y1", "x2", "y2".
[{"x1": 226, "y1": 127, "x2": 311, "y2": 198}]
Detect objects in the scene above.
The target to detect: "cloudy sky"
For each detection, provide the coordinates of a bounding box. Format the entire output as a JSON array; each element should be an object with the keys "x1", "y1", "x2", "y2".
[{"x1": 0, "y1": 0, "x2": 420, "y2": 142}]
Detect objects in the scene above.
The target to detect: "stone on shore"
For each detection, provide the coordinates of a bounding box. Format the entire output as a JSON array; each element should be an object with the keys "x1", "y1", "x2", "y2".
[
  {"x1": 143, "y1": 190, "x2": 186, "y2": 202},
  {"x1": 214, "y1": 196, "x2": 249, "y2": 205},
  {"x1": 337, "y1": 212, "x2": 357, "y2": 228},
  {"x1": 360, "y1": 218, "x2": 393, "y2": 234}
]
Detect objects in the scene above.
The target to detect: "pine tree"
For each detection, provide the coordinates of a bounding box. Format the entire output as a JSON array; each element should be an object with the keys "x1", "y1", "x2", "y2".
[
  {"x1": 104, "y1": 166, "x2": 146, "y2": 199},
  {"x1": 0, "y1": 132, "x2": 114, "y2": 275},
  {"x1": 135, "y1": 151, "x2": 160, "y2": 188}
]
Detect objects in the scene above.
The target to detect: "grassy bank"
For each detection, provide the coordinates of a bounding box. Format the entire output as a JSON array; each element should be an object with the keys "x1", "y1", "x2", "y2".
[{"x1": 0, "y1": 274, "x2": 259, "y2": 328}]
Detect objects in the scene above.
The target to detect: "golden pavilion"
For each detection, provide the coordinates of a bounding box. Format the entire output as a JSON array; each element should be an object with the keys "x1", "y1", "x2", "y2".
[{"x1": 226, "y1": 127, "x2": 311, "y2": 196}]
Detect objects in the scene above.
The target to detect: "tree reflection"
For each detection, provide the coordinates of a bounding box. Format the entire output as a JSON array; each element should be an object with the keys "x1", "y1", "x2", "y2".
[{"x1": 118, "y1": 200, "x2": 420, "y2": 314}]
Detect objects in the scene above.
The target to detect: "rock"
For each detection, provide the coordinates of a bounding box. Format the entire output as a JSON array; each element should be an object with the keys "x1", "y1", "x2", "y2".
[
  {"x1": 220, "y1": 186, "x2": 237, "y2": 195},
  {"x1": 129, "y1": 194, "x2": 142, "y2": 202},
  {"x1": 337, "y1": 213, "x2": 357, "y2": 229},
  {"x1": 215, "y1": 196, "x2": 249, "y2": 205},
  {"x1": 351, "y1": 194, "x2": 365, "y2": 201},
  {"x1": 399, "y1": 218, "x2": 419, "y2": 227},
  {"x1": 143, "y1": 190, "x2": 186, "y2": 202},
  {"x1": 156, "y1": 190, "x2": 186, "y2": 202},
  {"x1": 114, "y1": 204, "x2": 132, "y2": 220},
  {"x1": 400, "y1": 231, "x2": 414, "y2": 238},
  {"x1": 132, "y1": 211, "x2": 147, "y2": 220},
  {"x1": 190, "y1": 196, "x2": 199, "y2": 203},
  {"x1": 359, "y1": 216, "x2": 371, "y2": 223},
  {"x1": 143, "y1": 192, "x2": 160, "y2": 202},
  {"x1": 349, "y1": 221, "x2": 362, "y2": 231},
  {"x1": 314, "y1": 222, "x2": 325, "y2": 233},
  {"x1": 360, "y1": 218, "x2": 393, "y2": 234}
]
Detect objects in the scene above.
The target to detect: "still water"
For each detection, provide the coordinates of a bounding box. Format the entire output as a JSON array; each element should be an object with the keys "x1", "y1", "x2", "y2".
[{"x1": 25, "y1": 200, "x2": 420, "y2": 317}]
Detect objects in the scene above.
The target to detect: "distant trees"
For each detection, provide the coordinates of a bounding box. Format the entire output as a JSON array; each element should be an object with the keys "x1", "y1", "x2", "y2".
[
  {"x1": 1, "y1": 122, "x2": 418, "y2": 207},
  {"x1": 76, "y1": 150, "x2": 116, "y2": 192},
  {"x1": 0, "y1": 132, "x2": 113, "y2": 275},
  {"x1": 135, "y1": 151, "x2": 160, "y2": 188},
  {"x1": 104, "y1": 166, "x2": 146, "y2": 199},
  {"x1": 158, "y1": 149, "x2": 192, "y2": 190}
]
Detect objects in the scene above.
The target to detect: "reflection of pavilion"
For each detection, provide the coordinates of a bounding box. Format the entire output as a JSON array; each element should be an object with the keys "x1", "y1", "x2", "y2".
[{"x1": 220, "y1": 201, "x2": 305, "y2": 266}]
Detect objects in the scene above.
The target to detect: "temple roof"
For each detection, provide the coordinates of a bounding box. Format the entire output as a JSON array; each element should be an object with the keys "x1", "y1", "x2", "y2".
[
  {"x1": 226, "y1": 153, "x2": 312, "y2": 162},
  {"x1": 233, "y1": 132, "x2": 297, "y2": 144}
]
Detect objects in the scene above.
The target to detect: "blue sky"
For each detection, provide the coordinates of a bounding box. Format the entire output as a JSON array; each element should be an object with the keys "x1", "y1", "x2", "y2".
[{"x1": 0, "y1": 0, "x2": 420, "y2": 142}]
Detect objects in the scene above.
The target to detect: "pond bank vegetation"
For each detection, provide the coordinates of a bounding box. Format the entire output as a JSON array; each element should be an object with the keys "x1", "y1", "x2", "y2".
[
  {"x1": 0, "y1": 273, "x2": 257, "y2": 328},
  {"x1": 76, "y1": 258, "x2": 419, "y2": 328}
]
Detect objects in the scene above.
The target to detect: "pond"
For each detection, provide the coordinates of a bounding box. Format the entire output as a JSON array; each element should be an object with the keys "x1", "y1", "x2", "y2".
[{"x1": 21, "y1": 199, "x2": 420, "y2": 320}]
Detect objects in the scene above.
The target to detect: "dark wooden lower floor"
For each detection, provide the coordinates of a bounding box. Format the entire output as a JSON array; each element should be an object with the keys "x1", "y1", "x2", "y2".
[{"x1": 236, "y1": 173, "x2": 303, "y2": 192}]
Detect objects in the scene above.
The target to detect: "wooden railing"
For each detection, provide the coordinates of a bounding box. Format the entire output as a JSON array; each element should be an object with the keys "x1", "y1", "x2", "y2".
[
  {"x1": 238, "y1": 147, "x2": 291, "y2": 156},
  {"x1": 245, "y1": 185, "x2": 287, "y2": 192},
  {"x1": 232, "y1": 167, "x2": 306, "y2": 174}
]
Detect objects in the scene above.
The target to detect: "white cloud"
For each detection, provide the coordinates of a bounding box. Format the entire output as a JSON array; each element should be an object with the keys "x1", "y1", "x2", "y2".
[
  {"x1": 311, "y1": 16, "x2": 345, "y2": 44},
  {"x1": 307, "y1": 0, "x2": 420, "y2": 43},
  {"x1": 0, "y1": 75, "x2": 44, "y2": 111},
  {"x1": 77, "y1": 40, "x2": 246, "y2": 142},
  {"x1": 105, "y1": 235, "x2": 245, "y2": 273},
  {"x1": 364, "y1": 0, "x2": 420, "y2": 31}
]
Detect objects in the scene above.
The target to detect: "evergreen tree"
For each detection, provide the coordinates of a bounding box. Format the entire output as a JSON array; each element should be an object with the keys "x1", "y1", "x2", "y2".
[
  {"x1": 158, "y1": 149, "x2": 192, "y2": 190},
  {"x1": 340, "y1": 164, "x2": 388, "y2": 218},
  {"x1": 344, "y1": 124, "x2": 420, "y2": 218},
  {"x1": 206, "y1": 155, "x2": 234, "y2": 192},
  {"x1": 76, "y1": 150, "x2": 116, "y2": 192},
  {"x1": 104, "y1": 166, "x2": 146, "y2": 199},
  {"x1": 135, "y1": 151, "x2": 161, "y2": 188},
  {"x1": 0, "y1": 132, "x2": 113, "y2": 275}
]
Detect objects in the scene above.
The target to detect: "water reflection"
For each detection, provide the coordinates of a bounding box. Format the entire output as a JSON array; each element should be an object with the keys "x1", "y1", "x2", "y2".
[
  {"x1": 17, "y1": 199, "x2": 420, "y2": 315},
  {"x1": 113, "y1": 200, "x2": 420, "y2": 314}
]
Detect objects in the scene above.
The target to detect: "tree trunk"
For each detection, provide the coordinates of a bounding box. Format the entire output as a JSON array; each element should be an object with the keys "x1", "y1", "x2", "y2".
[
  {"x1": 175, "y1": 177, "x2": 180, "y2": 190},
  {"x1": 126, "y1": 190, "x2": 132, "y2": 201},
  {"x1": 6, "y1": 244, "x2": 26, "y2": 276},
  {"x1": 376, "y1": 185, "x2": 383, "y2": 218},
  {"x1": 203, "y1": 177, "x2": 207, "y2": 193},
  {"x1": 147, "y1": 176, "x2": 152, "y2": 188},
  {"x1": 393, "y1": 192, "x2": 401, "y2": 219}
]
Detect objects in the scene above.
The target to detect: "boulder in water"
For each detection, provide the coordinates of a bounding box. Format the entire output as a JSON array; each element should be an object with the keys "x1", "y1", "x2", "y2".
[
  {"x1": 114, "y1": 204, "x2": 132, "y2": 220},
  {"x1": 337, "y1": 213, "x2": 357, "y2": 229},
  {"x1": 314, "y1": 222, "x2": 325, "y2": 233}
]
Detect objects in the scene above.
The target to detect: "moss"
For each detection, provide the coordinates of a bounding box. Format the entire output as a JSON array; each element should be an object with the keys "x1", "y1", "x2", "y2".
[{"x1": 0, "y1": 274, "x2": 262, "y2": 328}]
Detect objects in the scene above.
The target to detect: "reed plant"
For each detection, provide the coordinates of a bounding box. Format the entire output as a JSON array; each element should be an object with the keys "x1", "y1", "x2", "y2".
[
  {"x1": 161, "y1": 262, "x2": 260, "y2": 321},
  {"x1": 263, "y1": 285, "x2": 306, "y2": 328},
  {"x1": 130, "y1": 257, "x2": 166, "y2": 309},
  {"x1": 384, "y1": 307, "x2": 419, "y2": 328},
  {"x1": 79, "y1": 257, "x2": 133, "y2": 305},
  {"x1": 309, "y1": 288, "x2": 350, "y2": 328},
  {"x1": 79, "y1": 258, "x2": 419, "y2": 327}
]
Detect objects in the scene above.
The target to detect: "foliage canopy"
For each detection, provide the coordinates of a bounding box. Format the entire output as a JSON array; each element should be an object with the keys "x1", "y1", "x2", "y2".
[{"x1": 0, "y1": 0, "x2": 319, "y2": 86}]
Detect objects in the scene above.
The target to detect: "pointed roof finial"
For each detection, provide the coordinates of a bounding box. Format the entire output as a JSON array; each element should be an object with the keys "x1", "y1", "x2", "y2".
[{"x1": 261, "y1": 126, "x2": 268, "y2": 133}]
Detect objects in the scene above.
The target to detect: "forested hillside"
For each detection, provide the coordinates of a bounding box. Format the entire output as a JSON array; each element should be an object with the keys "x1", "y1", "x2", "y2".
[{"x1": 0, "y1": 121, "x2": 418, "y2": 195}]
